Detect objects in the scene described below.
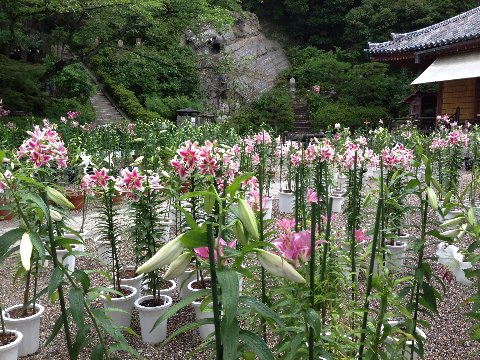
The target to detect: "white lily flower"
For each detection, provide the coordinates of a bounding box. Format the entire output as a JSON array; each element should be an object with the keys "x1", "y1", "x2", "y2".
[
  {"x1": 103, "y1": 153, "x2": 114, "y2": 166},
  {"x1": 436, "y1": 242, "x2": 472, "y2": 285},
  {"x1": 79, "y1": 152, "x2": 94, "y2": 173}
]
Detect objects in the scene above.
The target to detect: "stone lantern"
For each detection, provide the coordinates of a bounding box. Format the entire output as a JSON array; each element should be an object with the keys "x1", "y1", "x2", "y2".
[{"x1": 289, "y1": 77, "x2": 296, "y2": 95}]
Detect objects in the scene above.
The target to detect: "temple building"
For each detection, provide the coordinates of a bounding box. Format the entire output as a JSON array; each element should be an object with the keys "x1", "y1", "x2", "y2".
[{"x1": 366, "y1": 6, "x2": 480, "y2": 130}]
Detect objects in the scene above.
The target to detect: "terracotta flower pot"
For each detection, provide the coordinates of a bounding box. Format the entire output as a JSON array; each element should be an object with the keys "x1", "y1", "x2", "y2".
[
  {"x1": 180, "y1": 181, "x2": 191, "y2": 194},
  {"x1": 0, "y1": 200, "x2": 13, "y2": 221},
  {"x1": 0, "y1": 209, "x2": 13, "y2": 221},
  {"x1": 112, "y1": 192, "x2": 122, "y2": 203},
  {"x1": 66, "y1": 192, "x2": 85, "y2": 211}
]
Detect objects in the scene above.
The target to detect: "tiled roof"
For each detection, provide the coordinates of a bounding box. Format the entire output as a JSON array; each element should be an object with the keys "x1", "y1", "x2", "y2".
[{"x1": 367, "y1": 6, "x2": 480, "y2": 55}]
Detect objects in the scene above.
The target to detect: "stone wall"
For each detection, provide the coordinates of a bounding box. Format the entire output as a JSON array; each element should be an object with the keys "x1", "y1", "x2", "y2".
[{"x1": 185, "y1": 12, "x2": 290, "y2": 114}]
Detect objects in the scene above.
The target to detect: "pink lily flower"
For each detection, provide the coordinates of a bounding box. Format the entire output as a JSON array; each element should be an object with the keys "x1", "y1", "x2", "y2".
[
  {"x1": 195, "y1": 239, "x2": 237, "y2": 260},
  {"x1": 354, "y1": 229, "x2": 371, "y2": 243},
  {"x1": 118, "y1": 167, "x2": 145, "y2": 192},
  {"x1": 306, "y1": 188, "x2": 318, "y2": 204},
  {"x1": 88, "y1": 168, "x2": 113, "y2": 189}
]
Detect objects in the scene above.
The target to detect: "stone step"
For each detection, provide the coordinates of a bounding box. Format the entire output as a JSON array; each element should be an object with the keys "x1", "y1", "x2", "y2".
[{"x1": 90, "y1": 91, "x2": 126, "y2": 124}]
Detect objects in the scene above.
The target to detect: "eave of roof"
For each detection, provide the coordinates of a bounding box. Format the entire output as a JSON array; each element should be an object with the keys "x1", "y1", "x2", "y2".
[{"x1": 366, "y1": 6, "x2": 480, "y2": 55}]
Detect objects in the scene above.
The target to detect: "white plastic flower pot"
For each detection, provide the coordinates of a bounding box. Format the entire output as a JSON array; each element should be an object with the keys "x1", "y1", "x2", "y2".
[
  {"x1": 120, "y1": 265, "x2": 143, "y2": 299},
  {"x1": 418, "y1": 165, "x2": 426, "y2": 181},
  {"x1": 443, "y1": 208, "x2": 463, "y2": 221},
  {"x1": 437, "y1": 201, "x2": 463, "y2": 221},
  {"x1": 101, "y1": 285, "x2": 138, "y2": 328},
  {"x1": 371, "y1": 169, "x2": 381, "y2": 178},
  {"x1": 329, "y1": 195, "x2": 344, "y2": 213},
  {"x1": 331, "y1": 188, "x2": 345, "y2": 196},
  {"x1": 385, "y1": 241, "x2": 408, "y2": 270},
  {"x1": 385, "y1": 320, "x2": 426, "y2": 360},
  {"x1": 142, "y1": 279, "x2": 177, "y2": 299},
  {"x1": 94, "y1": 236, "x2": 112, "y2": 266},
  {"x1": 263, "y1": 196, "x2": 273, "y2": 220},
  {"x1": 56, "y1": 244, "x2": 80, "y2": 272},
  {"x1": 337, "y1": 175, "x2": 348, "y2": 189},
  {"x1": 177, "y1": 267, "x2": 197, "y2": 299},
  {"x1": 134, "y1": 294, "x2": 173, "y2": 344},
  {"x1": 279, "y1": 190, "x2": 294, "y2": 214},
  {"x1": 3, "y1": 303, "x2": 44, "y2": 356},
  {"x1": 191, "y1": 299, "x2": 214, "y2": 339},
  {"x1": 187, "y1": 277, "x2": 213, "y2": 339},
  {"x1": 157, "y1": 220, "x2": 173, "y2": 245},
  {"x1": 0, "y1": 329, "x2": 23, "y2": 360},
  {"x1": 64, "y1": 232, "x2": 87, "y2": 253}
]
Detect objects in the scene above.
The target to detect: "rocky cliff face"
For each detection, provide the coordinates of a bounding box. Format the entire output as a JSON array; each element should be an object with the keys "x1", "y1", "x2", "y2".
[{"x1": 185, "y1": 13, "x2": 290, "y2": 114}]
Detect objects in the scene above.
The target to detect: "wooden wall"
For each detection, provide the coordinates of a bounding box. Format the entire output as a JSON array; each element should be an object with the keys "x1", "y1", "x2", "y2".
[{"x1": 440, "y1": 78, "x2": 478, "y2": 120}]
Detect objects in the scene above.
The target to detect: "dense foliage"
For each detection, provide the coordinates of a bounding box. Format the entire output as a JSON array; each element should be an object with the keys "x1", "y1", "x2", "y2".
[
  {"x1": 286, "y1": 47, "x2": 412, "y2": 129},
  {"x1": 243, "y1": 0, "x2": 478, "y2": 50},
  {"x1": 223, "y1": 87, "x2": 295, "y2": 134},
  {"x1": 0, "y1": 0, "x2": 238, "y2": 121}
]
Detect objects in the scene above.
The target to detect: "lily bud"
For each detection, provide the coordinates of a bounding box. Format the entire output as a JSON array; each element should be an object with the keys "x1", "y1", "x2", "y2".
[
  {"x1": 440, "y1": 216, "x2": 464, "y2": 228},
  {"x1": 238, "y1": 198, "x2": 259, "y2": 240},
  {"x1": 50, "y1": 209, "x2": 62, "y2": 222},
  {"x1": 20, "y1": 233, "x2": 33, "y2": 270},
  {"x1": 256, "y1": 249, "x2": 305, "y2": 283},
  {"x1": 136, "y1": 236, "x2": 184, "y2": 274},
  {"x1": 439, "y1": 229, "x2": 461, "y2": 238},
  {"x1": 46, "y1": 187, "x2": 75, "y2": 209},
  {"x1": 426, "y1": 187, "x2": 438, "y2": 211},
  {"x1": 164, "y1": 252, "x2": 192, "y2": 280},
  {"x1": 467, "y1": 207, "x2": 476, "y2": 226},
  {"x1": 232, "y1": 219, "x2": 247, "y2": 245}
]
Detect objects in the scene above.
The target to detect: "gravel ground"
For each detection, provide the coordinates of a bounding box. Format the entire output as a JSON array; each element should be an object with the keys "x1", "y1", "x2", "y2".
[{"x1": 0, "y1": 171, "x2": 479, "y2": 359}]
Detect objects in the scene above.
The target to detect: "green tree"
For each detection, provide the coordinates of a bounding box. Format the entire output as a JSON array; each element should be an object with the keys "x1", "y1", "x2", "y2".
[{"x1": 344, "y1": 0, "x2": 478, "y2": 50}]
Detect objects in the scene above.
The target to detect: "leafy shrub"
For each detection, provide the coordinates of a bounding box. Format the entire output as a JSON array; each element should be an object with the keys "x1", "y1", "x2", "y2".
[
  {"x1": 91, "y1": 46, "x2": 200, "y2": 101},
  {"x1": 289, "y1": 51, "x2": 351, "y2": 96},
  {"x1": 224, "y1": 88, "x2": 294, "y2": 135},
  {"x1": 311, "y1": 102, "x2": 388, "y2": 130},
  {"x1": 0, "y1": 55, "x2": 46, "y2": 113},
  {"x1": 145, "y1": 95, "x2": 203, "y2": 121},
  {"x1": 52, "y1": 64, "x2": 96, "y2": 103},
  {"x1": 103, "y1": 78, "x2": 162, "y2": 121},
  {"x1": 42, "y1": 98, "x2": 96, "y2": 124},
  {"x1": 253, "y1": 88, "x2": 294, "y2": 132},
  {"x1": 289, "y1": 48, "x2": 414, "y2": 120}
]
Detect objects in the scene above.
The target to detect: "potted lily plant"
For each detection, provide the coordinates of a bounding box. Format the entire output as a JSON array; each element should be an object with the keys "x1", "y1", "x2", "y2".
[
  {"x1": 0, "y1": 238, "x2": 23, "y2": 360},
  {"x1": 278, "y1": 139, "x2": 298, "y2": 214},
  {"x1": 136, "y1": 170, "x2": 305, "y2": 358},
  {"x1": 82, "y1": 167, "x2": 138, "y2": 328},
  {"x1": 118, "y1": 166, "x2": 174, "y2": 343}
]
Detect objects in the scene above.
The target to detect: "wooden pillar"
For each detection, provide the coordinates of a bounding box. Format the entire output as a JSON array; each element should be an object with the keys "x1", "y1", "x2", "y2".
[
  {"x1": 436, "y1": 82, "x2": 444, "y2": 117},
  {"x1": 475, "y1": 77, "x2": 480, "y2": 122}
]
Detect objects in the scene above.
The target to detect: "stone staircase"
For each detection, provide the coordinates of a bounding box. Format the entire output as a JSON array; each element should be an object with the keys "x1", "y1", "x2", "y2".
[
  {"x1": 90, "y1": 89, "x2": 126, "y2": 125},
  {"x1": 292, "y1": 101, "x2": 312, "y2": 135},
  {"x1": 59, "y1": 46, "x2": 127, "y2": 125}
]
